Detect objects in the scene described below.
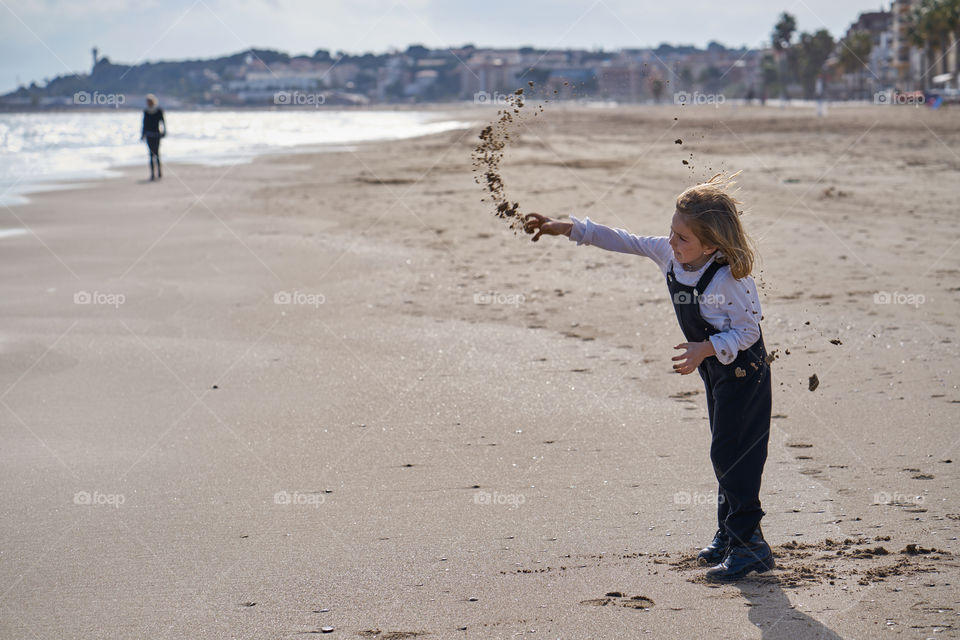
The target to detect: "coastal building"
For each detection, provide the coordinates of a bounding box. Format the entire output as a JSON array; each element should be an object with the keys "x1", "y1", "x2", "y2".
[
  {"x1": 839, "y1": 9, "x2": 894, "y2": 97},
  {"x1": 459, "y1": 50, "x2": 525, "y2": 99},
  {"x1": 596, "y1": 60, "x2": 649, "y2": 101}
]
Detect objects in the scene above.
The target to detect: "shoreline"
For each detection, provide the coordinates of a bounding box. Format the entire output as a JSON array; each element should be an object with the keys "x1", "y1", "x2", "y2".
[{"x1": 0, "y1": 108, "x2": 482, "y2": 208}]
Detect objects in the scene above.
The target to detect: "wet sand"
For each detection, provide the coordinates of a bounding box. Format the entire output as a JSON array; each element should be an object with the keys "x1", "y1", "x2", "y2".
[{"x1": 1, "y1": 103, "x2": 958, "y2": 638}]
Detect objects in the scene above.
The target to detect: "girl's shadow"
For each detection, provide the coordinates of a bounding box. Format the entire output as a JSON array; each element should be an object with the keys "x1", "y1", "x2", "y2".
[{"x1": 737, "y1": 577, "x2": 844, "y2": 639}]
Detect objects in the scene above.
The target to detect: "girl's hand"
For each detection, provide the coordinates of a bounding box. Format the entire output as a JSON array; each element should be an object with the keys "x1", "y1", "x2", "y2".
[
  {"x1": 672, "y1": 341, "x2": 715, "y2": 375},
  {"x1": 523, "y1": 213, "x2": 572, "y2": 242}
]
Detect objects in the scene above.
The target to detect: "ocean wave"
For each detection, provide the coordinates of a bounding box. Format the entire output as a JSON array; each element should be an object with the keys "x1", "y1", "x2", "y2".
[{"x1": 0, "y1": 110, "x2": 472, "y2": 206}]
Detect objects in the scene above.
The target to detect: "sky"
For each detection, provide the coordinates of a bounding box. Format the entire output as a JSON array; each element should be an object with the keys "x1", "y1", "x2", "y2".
[{"x1": 1, "y1": 0, "x2": 888, "y2": 93}]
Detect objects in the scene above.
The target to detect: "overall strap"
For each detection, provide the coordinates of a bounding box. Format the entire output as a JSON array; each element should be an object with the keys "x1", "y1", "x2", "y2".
[{"x1": 694, "y1": 259, "x2": 726, "y2": 295}]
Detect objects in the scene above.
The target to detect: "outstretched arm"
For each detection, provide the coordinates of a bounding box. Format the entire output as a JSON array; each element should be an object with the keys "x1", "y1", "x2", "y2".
[
  {"x1": 568, "y1": 215, "x2": 671, "y2": 262},
  {"x1": 526, "y1": 213, "x2": 672, "y2": 268}
]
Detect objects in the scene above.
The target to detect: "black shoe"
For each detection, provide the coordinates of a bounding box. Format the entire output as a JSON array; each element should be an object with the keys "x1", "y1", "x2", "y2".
[
  {"x1": 705, "y1": 529, "x2": 775, "y2": 582},
  {"x1": 697, "y1": 530, "x2": 730, "y2": 566}
]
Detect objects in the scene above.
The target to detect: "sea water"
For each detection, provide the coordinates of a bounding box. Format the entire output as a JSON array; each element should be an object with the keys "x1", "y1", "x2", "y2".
[{"x1": 0, "y1": 109, "x2": 472, "y2": 207}]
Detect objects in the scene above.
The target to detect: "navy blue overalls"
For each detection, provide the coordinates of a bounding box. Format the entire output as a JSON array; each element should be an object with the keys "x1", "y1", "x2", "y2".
[{"x1": 666, "y1": 259, "x2": 772, "y2": 547}]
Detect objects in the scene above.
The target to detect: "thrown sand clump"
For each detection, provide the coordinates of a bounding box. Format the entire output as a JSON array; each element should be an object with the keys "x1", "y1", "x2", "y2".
[{"x1": 471, "y1": 83, "x2": 544, "y2": 233}]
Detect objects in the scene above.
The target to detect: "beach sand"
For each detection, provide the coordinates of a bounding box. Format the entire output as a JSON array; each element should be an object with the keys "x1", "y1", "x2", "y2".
[{"x1": 1, "y1": 103, "x2": 958, "y2": 638}]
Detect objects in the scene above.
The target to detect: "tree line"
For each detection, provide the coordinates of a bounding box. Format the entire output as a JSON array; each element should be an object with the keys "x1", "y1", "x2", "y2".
[{"x1": 765, "y1": 2, "x2": 960, "y2": 99}]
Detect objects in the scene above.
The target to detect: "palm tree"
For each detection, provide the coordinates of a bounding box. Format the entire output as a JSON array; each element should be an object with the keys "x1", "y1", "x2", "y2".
[
  {"x1": 760, "y1": 53, "x2": 778, "y2": 103},
  {"x1": 772, "y1": 12, "x2": 797, "y2": 52},
  {"x1": 839, "y1": 31, "x2": 873, "y2": 99},
  {"x1": 907, "y1": 0, "x2": 960, "y2": 89},
  {"x1": 942, "y1": 0, "x2": 960, "y2": 88},
  {"x1": 908, "y1": 0, "x2": 934, "y2": 88},
  {"x1": 772, "y1": 12, "x2": 797, "y2": 101},
  {"x1": 650, "y1": 77, "x2": 665, "y2": 103},
  {"x1": 929, "y1": 0, "x2": 953, "y2": 77}
]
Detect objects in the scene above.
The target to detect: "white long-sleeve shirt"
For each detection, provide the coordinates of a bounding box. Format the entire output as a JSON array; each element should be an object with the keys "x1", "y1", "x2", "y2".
[{"x1": 568, "y1": 215, "x2": 762, "y2": 365}]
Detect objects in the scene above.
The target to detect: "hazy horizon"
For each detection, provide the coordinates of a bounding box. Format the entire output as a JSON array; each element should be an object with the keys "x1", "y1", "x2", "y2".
[{"x1": 2, "y1": 0, "x2": 888, "y2": 94}]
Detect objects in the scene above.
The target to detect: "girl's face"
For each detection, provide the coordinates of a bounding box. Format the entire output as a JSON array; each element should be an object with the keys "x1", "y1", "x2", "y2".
[{"x1": 669, "y1": 211, "x2": 716, "y2": 267}]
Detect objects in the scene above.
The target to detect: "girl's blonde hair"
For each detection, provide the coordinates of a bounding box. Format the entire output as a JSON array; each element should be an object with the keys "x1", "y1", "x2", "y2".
[{"x1": 675, "y1": 172, "x2": 756, "y2": 279}]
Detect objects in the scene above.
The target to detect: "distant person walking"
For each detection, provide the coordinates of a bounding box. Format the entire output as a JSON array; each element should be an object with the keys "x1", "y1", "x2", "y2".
[{"x1": 140, "y1": 94, "x2": 165, "y2": 181}]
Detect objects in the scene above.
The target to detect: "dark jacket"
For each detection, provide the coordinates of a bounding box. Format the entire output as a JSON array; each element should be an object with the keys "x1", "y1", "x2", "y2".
[{"x1": 142, "y1": 108, "x2": 165, "y2": 138}]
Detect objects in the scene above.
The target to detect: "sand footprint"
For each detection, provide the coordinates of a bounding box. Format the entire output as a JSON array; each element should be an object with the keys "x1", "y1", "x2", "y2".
[
  {"x1": 580, "y1": 591, "x2": 654, "y2": 610},
  {"x1": 359, "y1": 631, "x2": 426, "y2": 639}
]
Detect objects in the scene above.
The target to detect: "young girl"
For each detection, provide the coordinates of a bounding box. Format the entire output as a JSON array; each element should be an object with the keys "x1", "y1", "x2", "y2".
[{"x1": 523, "y1": 174, "x2": 774, "y2": 582}]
